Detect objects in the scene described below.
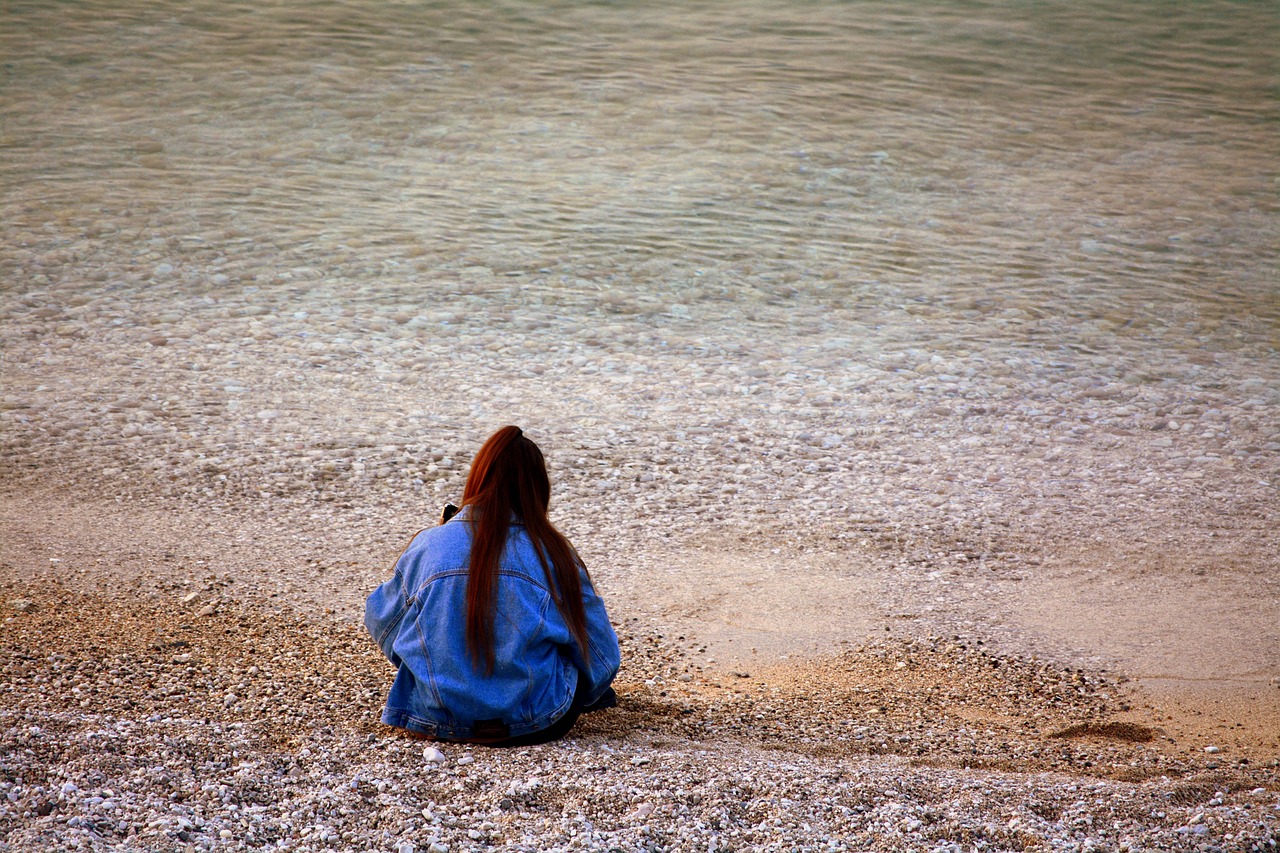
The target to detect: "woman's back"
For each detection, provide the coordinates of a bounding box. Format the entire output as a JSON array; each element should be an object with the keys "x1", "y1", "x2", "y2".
[
  {"x1": 364, "y1": 427, "x2": 621, "y2": 744},
  {"x1": 366, "y1": 508, "x2": 619, "y2": 740}
]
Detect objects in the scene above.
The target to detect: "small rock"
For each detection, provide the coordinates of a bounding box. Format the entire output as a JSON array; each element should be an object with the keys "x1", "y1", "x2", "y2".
[
  {"x1": 397, "y1": 843, "x2": 415, "y2": 853},
  {"x1": 181, "y1": 591, "x2": 201, "y2": 605},
  {"x1": 1205, "y1": 745, "x2": 1220, "y2": 754},
  {"x1": 631, "y1": 755, "x2": 651, "y2": 766},
  {"x1": 198, "y1": 604, "x2": 216, "y2": 617},
  {"x1": 10, "y1": 599, "x2": 33, "y2": 613},
  {"x1": 428, "y1": 843, "x2": 449, "y2": 853},
  {"x1": 423, "y1": 747, "x2": 446, "y2": 765},
  {"x1": 219, "y1": 829, "x2": 233, "y2": 840},
  {"x1": 631, "y1": 803, "x2": 655, "y2": 820},
  {"x1": 456, "y1": 754, "x2": 474, "y2": 765}
]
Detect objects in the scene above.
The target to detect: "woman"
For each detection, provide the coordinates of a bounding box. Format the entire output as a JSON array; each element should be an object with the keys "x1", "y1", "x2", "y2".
[{"x1": 365, "y1": 426, "x2": 621, "y2": 745}]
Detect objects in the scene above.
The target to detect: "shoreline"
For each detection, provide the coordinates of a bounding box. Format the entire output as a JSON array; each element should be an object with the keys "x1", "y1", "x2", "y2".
[
  {"x1": 2, "y1": 488, "x2": 1277, "y2": 850},
  {"x1": 3, "y1": 578, "x2": 1277, "y2": 851}
]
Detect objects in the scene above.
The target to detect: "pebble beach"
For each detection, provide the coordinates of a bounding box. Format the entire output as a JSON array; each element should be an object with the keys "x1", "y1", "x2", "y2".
[{"x1": 2, "y1": 0, "x2": 1279, "y2": 850}]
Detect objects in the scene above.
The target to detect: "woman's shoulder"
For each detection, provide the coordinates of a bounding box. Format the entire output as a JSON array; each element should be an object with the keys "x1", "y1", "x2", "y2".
[{"x1": 399, "y1": 520, "x2": 471, "y2": 574}]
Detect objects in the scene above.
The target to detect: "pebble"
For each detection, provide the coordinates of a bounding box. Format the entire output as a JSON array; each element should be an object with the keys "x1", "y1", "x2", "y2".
[{"x1": 0, "y1": 593, "x2": 1276, "y2": 852}]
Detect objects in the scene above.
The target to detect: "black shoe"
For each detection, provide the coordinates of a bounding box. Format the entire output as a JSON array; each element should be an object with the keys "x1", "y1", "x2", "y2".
[{"x1": 581, "y1": 686, "x2": 618, "y2": 713}]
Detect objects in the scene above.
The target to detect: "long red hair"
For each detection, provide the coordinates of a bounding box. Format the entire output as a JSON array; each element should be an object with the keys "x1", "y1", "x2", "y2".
[{"x1": 461, "y1": 426, "x2": 589, "y2": 673}]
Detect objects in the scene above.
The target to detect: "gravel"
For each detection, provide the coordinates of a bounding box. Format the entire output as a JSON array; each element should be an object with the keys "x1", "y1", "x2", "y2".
[{"x1": 0, "y1": 586, "x2": 1276, "y2": 851}]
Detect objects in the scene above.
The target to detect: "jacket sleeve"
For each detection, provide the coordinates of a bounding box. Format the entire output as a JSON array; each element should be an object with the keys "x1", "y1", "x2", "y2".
[
  {"x1": 364, "y1": 565, "x2": 415, "y2": 668},
  {"x1": 573, "y1": 571, "x2": 621, "y2": 706}
]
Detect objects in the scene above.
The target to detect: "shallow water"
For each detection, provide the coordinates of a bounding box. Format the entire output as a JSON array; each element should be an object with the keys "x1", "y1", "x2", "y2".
[
  {"x1": 2, "y1": 1, "x2": 1279, "y2": 675},
  {"x1": 4, "y1": 0, "x2": 1277, "y2": 325}
]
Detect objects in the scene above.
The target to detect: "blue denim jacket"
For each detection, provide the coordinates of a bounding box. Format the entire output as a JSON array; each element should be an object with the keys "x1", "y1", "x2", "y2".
[{"x1": 364, "y1": 509, "x2": 621, "y2": 740}]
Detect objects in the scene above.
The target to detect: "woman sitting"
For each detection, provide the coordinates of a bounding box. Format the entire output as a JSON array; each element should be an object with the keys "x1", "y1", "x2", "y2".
[{"x1": 365, "y1": 426, "x2": 620, "y2": 745}]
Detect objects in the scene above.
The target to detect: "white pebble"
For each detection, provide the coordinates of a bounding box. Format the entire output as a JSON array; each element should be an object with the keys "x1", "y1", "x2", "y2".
[
  {"x1": 1205, "y1": 745, "x2": 1220, "y2": 754},
  {"x1": 423, "y1": 746, "x2": 446, "y2": 765}
]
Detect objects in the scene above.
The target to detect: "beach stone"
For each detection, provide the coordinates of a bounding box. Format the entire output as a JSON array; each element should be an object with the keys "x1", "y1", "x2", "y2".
[
  {"x1": 198, "y1": 604, "x2": 215, "y2": 617},
  {"x1": 423, "y1": 747, "x2": 446, "y2": 765}
]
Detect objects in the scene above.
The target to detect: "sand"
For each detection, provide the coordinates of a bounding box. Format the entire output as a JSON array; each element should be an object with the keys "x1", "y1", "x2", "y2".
[{"x1": 1, "y1": 474, "x2": 1277, "y2": 850}]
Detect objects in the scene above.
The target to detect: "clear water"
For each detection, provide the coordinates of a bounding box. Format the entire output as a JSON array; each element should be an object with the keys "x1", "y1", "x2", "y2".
[
  {"x1": 3, "y1": 0, "x2": 1278, "y2": 679},
  {"x1": 3, "y1": 0, "x2": 1276, "y2": 333}
]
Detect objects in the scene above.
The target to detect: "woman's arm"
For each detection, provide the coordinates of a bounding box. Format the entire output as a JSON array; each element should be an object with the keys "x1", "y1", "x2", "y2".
[
  {"x1": 365, "y1": 530, "x2": 428, "y2": 666},
  {"x1": 574, "y1": 572, "x2": 622, "y2": 705},
  {"x1": 364, "y1": 572, "x2": 413, "y2": 667}
]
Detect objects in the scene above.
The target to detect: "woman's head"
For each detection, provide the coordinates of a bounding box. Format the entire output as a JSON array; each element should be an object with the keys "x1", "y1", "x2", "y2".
[
  {"x1": 461, "y1": 425, "x2": 550, "y2": 522},
  {"x1": 460, "y1": 426, "x2": 588, "y2": 673}
]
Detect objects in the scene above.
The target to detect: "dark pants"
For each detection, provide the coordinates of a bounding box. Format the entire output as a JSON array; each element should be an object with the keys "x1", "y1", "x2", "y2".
[
  {"x1": 492, "y1": 685, "x2": 617, "y2": 747},
  {"x1": 396, "y1": 685, "x2": 618, "y2": 747}
]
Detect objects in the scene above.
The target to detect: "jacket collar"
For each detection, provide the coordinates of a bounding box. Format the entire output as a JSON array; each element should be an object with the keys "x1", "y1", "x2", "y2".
[{"x1": 453, "y1": 504, "x2": 525, "y2": 526}]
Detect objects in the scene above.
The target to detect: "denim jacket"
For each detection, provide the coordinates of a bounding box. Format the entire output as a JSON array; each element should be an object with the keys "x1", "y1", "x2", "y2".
[{"x1": 364, "y1": 508, "x2": 621, "y2": 740}]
